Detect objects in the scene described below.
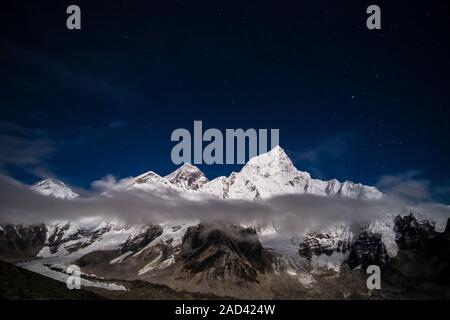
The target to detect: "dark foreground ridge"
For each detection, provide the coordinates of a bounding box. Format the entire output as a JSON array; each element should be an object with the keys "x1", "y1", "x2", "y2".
[{"x1": 0, "y1": 260, "x2": 102, "y2": 299}]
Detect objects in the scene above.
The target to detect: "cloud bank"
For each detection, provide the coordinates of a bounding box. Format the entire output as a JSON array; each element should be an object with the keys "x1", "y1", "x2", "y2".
[{"x1": 1, "y1": 174, "x2": 449, "y2": 236}]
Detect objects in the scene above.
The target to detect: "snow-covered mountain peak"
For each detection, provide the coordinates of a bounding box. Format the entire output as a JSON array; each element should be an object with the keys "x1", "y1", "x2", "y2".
[
  {"x1": 223, "y1": 146, "x2": 308, "y2": 199},
  {"x1": 29, "y1": 145, "x2": 382, "y2": 202},
  {"x1": 165, "y1": 163, "x2": 209, "y2": 191},
  {"x1": 31, "y1": 178, "x2": 79, "y2": 199},
  {"x1": 177, "y1": 162, "x2": 199, "y2": 171},
  {"x1": 134, "y1": 171, "x2": 164, "y2": 184},
  {"x1": 339, "y1": 181, "x2": 383, "y2": 200},
  {"x1": 244, "y1": 146, "x2": 310, "y2": 180},
  {"x1": 246, "y1": 145, "x2": 293, "y2": 168},
  {"x1": 124, "y1": 170, "x2": 175, "y2": 193},
  {"x1": 197, "y1": 145, "x2": 382, "y2": 200}
]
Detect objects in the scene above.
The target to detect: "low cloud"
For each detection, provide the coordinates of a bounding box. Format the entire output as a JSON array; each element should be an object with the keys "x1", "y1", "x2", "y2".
[
  {"x1": 0, "y1": 122, "x2": 54, "y2": 178},
  {"x1": 1, "y1": 174, "x2": 449, "y2": 236},
  {"x1": 91, "y1": 174, "x2": 134, "y2": 193}
]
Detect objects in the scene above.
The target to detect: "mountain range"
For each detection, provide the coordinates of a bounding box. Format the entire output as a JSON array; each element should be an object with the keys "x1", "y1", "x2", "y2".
[
  {"x1": 103, "y1": 146, "x2": 383, "y2": 200},
  {"x1": 0, "y1": 146, "x2": 449, "y2": 299}
]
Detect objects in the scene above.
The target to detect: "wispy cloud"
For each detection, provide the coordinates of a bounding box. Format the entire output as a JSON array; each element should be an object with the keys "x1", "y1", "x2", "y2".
[
  {"x1": 377, "y1": 170, "x2": 429, "y2": 199},
  {"x1": 293, "y1": 134, "x2": 352, "y2": 163},
  {"x1": 91, "y1": 174, "x2": 134, "y2": 193},
  {"x1": 3, "y1": 45, "x2": 128, "y2": 102},
  {"x1": 59, "y1": 121, "x2": 128, "y2": 147},
  {"x1": 289, "y1": 133, "x2": 355, "y2": 179},
  {"x1": 376, "y1": 170, "x2": 444, "y2": 203},
  {"x1": 0, "y1": 122, "x2": 54, "y2": 177},
  {"x1": 0, "y1": 121, "x2": 127, "y2": 179}
]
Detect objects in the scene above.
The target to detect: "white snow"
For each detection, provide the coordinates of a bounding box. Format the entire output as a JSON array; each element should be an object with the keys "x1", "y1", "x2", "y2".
[
  {"x1": 125, "y1": 221, "x2": 197, "y2": 273},
  {"x1": 200, "y1": 176, "x2": 229, "y2": 198},
  {"x1": 198, "y1": 146, "x2": 383, "y2": 200},
  {"x1": 31, "y1": 178, "x2": 79, "y2": 199},
  {"x1": 110, "y1": 251, "x2": 134, "y2": 264},
  {"x1": 126, "y1": 171, "x2": 175, "y2": 192},
  {"x1": 18, "y1": 259, "x2": 126, "y2": 291},
  {"x1": 29, "y1": 146, "x2": 384, "y2": 211},
  {"x1": 24, "y1": 145, "x2": 447, "y2": 282},
  {"x1": 37, "y1": 219, "x2": 146, "y2": 260},
  {"x1": 311, "y1": 251, "x2": 349, "y2": 272},
  {"x1": 368, "y1": 212, "x2": 398, "y2": 257},
  {"x1": 37, "y1": 246, "x2": 57, "y2": 258},
  {"x1": 260, "y1": 230, "x2": 306, "y2": 274},
  {"x1": 133, "y1": 221, "x2": 197, "y2": 257},
  {"x1": 137, "y1": 252, "x2": 163, "y2": 275},
  {"x1": 104, "y1": 145, "x2": 382, "y2": 201},
  {"x1": 297, "y1": 273, "x2": 316, "y2": 288},
  {"x1": 165, "y1": 163, "x2": 209, "y2": 190}
]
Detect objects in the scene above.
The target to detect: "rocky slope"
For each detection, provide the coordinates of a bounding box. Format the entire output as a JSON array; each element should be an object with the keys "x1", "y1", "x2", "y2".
[
  {"x1": 382, "y1": 214, "x2": 450, "y2": 298},
  {"x1": 0, "y1": 224, "x2": 47, "y2": 262}
]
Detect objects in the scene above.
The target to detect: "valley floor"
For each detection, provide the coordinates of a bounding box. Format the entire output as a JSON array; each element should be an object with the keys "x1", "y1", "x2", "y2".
[{"x1": 4, "y1": 258, "x2": 447, "y2": 300}]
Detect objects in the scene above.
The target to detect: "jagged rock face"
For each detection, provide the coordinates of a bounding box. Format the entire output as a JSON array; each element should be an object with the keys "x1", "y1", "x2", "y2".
[
  {"x1": 298, "y1": 224, "x2": 389, "y2": 271},
  {"x1": 0, "y1": 224, "x2": 47, "y2": 261},
  {"x1": 72, "y1": 224, "x2": 185, "y2": 279},
  {"x1": 32, "y1": 219, "x2": 146, "y2": 259},
  {"x1": 121, "y1": 225, "x2": 163, "y2": 253},
  {"x1": 299, "y1": 233, "x2": 351, "y2": 260},
  {"x1": 378, "y1": 214, "x2": 450, "y2": 298},
  {"x1": 180, "y1": 224, "x2": 270, "y2": 282},
  {"x1": 46, "y1": 222, "x2": 113, "y2": 254},
  {"x1": 387, "y1": 214, "x2": 450, "y2": 282},
  {"x1": 298, "y1": 224, "x2": 353, "y2": 264},
  {"x1": 393, "y1": 214, "x2": 438, "y2": 250},
  {"x1": 347, "y1": 230, "x2": 389, "y2": 269}
]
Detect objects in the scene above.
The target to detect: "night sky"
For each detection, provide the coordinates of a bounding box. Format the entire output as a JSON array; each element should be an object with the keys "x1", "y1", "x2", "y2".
[{"x1": 1, "y1": 1, "x2": 449, "y2": 200}]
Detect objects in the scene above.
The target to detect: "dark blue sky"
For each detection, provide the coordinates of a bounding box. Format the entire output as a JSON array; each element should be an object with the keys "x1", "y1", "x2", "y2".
[{"x1": 1, "y1": 1, "x2": 449, "y2": 199}]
